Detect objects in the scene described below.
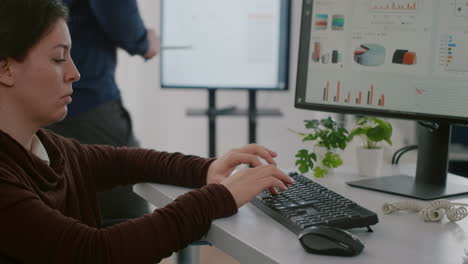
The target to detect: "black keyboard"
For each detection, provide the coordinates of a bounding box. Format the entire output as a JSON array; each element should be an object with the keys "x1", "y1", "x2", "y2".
[{"x1": 250, "y1": 172, "x2": 378, "y2": 235}]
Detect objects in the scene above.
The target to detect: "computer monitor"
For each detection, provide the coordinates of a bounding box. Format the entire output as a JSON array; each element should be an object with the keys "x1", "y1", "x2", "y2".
[
  {"x1": 295, "y1": 0, "x2": 468, "y2": 200},
  {"x1": 160, "y1": 0, "x2": 290, "y2": 90}
]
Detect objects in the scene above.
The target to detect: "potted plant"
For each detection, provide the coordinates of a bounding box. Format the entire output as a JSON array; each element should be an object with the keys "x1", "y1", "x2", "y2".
[
  {"x1": 348, "y1": 116, "x2": 393, "y2": 177},
  {"x1": 290, "y1": 117, "x2": 349, "y2": 178}
]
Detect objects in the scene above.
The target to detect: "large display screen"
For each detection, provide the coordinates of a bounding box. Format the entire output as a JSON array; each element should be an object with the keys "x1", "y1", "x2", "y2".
[
  {"x1": 296, "y1": 0, "x2": 468, "y2": 123},
  {"x1": 160, "y1": 0, "x2": 290, "y2": 90}
]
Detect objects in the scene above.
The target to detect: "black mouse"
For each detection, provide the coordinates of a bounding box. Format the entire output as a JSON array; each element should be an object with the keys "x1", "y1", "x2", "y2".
[{"x1": 298, "y1": 226, "x2": 365, "y2": 256}]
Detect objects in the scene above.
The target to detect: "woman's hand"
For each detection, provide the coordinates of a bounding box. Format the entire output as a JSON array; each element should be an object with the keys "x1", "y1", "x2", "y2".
[
  {"x1": 206, "y1": 144, "x2": 278, "y2": 185},
  {"x1": 221, "y1": 165, "x2": 294, "y2": 208}
]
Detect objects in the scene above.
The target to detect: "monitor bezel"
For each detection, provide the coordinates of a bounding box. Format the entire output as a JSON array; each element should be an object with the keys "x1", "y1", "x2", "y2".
[
  {"x1": 160, "y1": 0, "x2": 291, "y2": 91},
  {"x1": 295, "y1": 0, "x2": 468, "y2": 125}
]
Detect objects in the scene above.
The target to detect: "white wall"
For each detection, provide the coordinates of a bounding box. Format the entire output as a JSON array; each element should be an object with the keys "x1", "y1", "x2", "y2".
[{"x1": 116, "y1": 0, "x2": 417, "y2": 173}]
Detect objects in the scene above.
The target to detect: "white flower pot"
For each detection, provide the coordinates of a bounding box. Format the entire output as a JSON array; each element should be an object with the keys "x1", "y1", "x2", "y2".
[{"x1": 356, "y1": 147, "x2": 384, "y2": 177}]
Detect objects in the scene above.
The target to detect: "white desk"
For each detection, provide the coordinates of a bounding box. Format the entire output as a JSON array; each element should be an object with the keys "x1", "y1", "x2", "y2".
[{"x1": 134, "y1": 167, "x2": 468, "y2": 264}]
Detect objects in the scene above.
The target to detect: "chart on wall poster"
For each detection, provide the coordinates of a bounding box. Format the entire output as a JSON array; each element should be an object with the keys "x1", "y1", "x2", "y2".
[
  {"x1": 303, "y1": 0, "x2": 468, "y2": 118},
  {"x1": 160, "y1": 0, "x2": 289, "y2": 90}
]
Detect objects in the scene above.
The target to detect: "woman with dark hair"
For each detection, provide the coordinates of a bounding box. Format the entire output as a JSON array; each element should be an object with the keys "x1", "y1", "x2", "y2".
[
  {"x1": 0, "y1": 0, "x2": 293, "y2": 263},
  {"x1": 48, "y1": 0, "x2": 161, "y2": 228}
]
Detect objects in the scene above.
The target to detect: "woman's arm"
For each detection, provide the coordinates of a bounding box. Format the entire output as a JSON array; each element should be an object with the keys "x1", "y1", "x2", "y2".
[
  {"x1": 63, "y1": 137, "x2": 214, "y2": 192},
  {"x1": 0, "y1": 175, "x2": 236, "y2": 264}
]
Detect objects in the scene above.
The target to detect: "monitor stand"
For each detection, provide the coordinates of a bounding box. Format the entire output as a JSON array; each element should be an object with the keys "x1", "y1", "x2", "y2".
[
  {"x1": 347, "y1": 174, "x2": 468, "y2": 200},
  {"x1": 346, "y1": 122, "x2": 468, "y2": 200},
  {"x1": 186, "y1": 89, "x2": 282, "y2": 157}
]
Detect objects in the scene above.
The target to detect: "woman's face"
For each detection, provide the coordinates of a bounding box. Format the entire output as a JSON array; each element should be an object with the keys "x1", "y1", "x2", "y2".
[{"x1": 9, "y1": 19, "x2": 80, "y2": 127}]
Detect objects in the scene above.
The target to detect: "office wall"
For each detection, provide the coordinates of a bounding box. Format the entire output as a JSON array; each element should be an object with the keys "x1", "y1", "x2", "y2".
[{"x1": 116, "y1": 0, "x2": 417, "y2": 173}]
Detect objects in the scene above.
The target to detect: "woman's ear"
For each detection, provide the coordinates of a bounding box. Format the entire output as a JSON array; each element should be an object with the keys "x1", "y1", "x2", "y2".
[{"x1": 0, "y1": 59, "x2": 15, "y2": 87}]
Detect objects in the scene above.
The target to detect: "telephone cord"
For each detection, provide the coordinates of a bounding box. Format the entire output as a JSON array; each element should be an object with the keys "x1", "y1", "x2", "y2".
[{"x1": 382, "y1": 199, "x2": 468, "y2": 222}]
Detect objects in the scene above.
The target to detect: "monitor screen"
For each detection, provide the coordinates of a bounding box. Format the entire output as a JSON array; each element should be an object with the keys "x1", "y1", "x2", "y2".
[
  {"x1": 160, "y1": 0, "x2": 290, "y2": 90},
  {"x1": 295, "y1": 0, "x2": 468, "y2": 199},
  {"x1": 295, "y1": 0, "x2": 468, "y2": 124}
]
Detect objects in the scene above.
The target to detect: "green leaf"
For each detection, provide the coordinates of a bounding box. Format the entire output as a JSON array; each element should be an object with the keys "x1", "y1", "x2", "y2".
[
  {"x1": 367, "y1": 126, "x2": 385, "y2": 142},
  {"x1": 356, "y1": 116, "x2": 369, "y2": 125},
  {"x1": 302, "y1": 134, "x2": 317, "y2": 142},
  {"x1": 383, "y1": 123, "x2": 393, "y2": 139},
  {"x1": 350, "y1": 116, "x2": 393, "y2": 147},
  {"x1": 338, "y1": 141, "x2": 346, "y2": 150},
  {"x1": 385, "y1": 138, "x2": 393, "y2": 145},
  {"x1": 299, "y1": 165, "x2": 309, "y2": 174},
  {"x1": 304, "y1": 120, "x2": 320, "y2": 129},
  {"x1": 310, "y1": 152, "x2": 317, "y2": 161},
  {"x1": 313, "y1": 166, "x2": 328, "y2": 178},
  {"x1": 292, "y1": 117, "x2": 352, "y2": 174},
  {"x1": 322, "y1": 152, "x2": 343, "y2": 168},
  {"x1": 321, "y1": 117, "x2": 336, "y2": 129},
  {"x1": 294, "y1": 149, "x2": 315, "y2": 174}
]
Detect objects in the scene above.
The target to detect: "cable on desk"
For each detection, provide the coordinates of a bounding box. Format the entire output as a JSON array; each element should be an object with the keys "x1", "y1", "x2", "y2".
[
  {"x1": 391, "y1": 121, "x2": 449, "y2": 165},
  {"x1": 417, "y1": 121, "x2": 439, "y2": 131},
  {"x1": 391, "y1": 145, "x2": 418, "y2": 165},
  {"x1": 382, "y1": 199, "x2": 468, "y2": 222}
]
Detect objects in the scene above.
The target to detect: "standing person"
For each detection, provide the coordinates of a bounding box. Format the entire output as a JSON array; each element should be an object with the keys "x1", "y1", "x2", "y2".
[
  {"x1": 0, "y1": 0, "x2": 294, "y2": 263},
  {"x1": 47, "y1": 0, "x2": 160, "y2": 224}
]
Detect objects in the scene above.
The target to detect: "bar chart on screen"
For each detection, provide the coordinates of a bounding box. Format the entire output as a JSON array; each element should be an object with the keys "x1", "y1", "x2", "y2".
[
  {"x1": 321, "y1": 80, "x2": 386, "y2": 107},
  {"x1": 441, "y1": 34, "x2": 468, "y2": 74},
  {"x1": 352, "y1": 85, "x2": 386, "y2": 107},
  {"x1": 321, "y1": 80, "x2": 344, "y2": 103}
]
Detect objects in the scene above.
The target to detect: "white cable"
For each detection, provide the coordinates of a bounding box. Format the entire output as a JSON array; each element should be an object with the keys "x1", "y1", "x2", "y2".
[
  {"x1": 447, "y1": 206, "x2": 468, "y2": 222},
  {"x1": 418, "y1": 207, "x2": 444, "y2": 222},
  {"x1": 382, "y1": 200, "x2": 425, "y2": 213},
  {"x1": 382, "y1": 199, "x2": 468, "y2": 222}
]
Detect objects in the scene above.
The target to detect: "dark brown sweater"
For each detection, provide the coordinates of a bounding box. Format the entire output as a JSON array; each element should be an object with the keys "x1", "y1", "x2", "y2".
[{"x1": 0, "y1": 129, "x2": 237, "y2": 264}]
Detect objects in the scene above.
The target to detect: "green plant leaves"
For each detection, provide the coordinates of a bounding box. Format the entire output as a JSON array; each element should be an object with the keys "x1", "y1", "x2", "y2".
[
  {"x1": 302, "y1": 134, "x2": 318, "y2": 142},
  {"x1": 291, "y1": 117, "x2": 350, "y2": 178},
  {"x1": 322, "y1": 152, "x2": 343, "y2": 168},
  {"x1": 304, "y1": 120, "x2": 320, "y2": 129},
  {"x1": 320, "y1": 117, "x2": 336, "y2": 129},
  {"x1": 291, "y1": 116, "x2": 393, "y2": 177},
  {"x1": 367, "y1": 126, "x2": 386, "y2": 142},
  {"x1": 295, "y1": 149, "x2": 317, "y2": 174},
  {"x1": 349, "y1": 116, "x2": 393, "y2": 148},
  {"x1": 313, "y1": 167, "x2": 328, "y2": 178}
]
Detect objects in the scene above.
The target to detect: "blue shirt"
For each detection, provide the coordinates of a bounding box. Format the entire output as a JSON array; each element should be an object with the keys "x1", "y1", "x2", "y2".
[{"x1": 63, "y1": 0, "x2": 149, "y2": 116}]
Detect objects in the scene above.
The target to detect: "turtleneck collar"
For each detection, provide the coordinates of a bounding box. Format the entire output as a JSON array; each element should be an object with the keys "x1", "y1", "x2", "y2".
[
  {"x1": 0, "y1": 129, "x2": 65, "y2": 191},
  {"x1": 31, "y1": 134, "x2": 50, "y2": 166}
]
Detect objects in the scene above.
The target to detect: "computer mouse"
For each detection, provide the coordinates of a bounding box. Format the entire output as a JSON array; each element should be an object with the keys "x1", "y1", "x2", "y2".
[{"x1": 298, "y1": 226, "x2": 364, "y2": 256}]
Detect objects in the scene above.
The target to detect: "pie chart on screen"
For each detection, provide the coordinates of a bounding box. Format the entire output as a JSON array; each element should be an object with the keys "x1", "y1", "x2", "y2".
[{"x1": 354, "y1": 44, "x2": 386, "y2": 66}]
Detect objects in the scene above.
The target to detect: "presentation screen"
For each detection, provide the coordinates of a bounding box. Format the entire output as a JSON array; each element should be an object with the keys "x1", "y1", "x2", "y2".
[
  {"x1": 295, "y1": 0, "x2": 468, "y2": 124},
  {"x1": 160, "y1": 0, "x2": 290, "y2": 90}
]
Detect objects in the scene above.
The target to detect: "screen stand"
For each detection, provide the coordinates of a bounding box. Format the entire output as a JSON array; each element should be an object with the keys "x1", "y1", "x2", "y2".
[
  {"x1": 186, "y1": 89, "x2": 282, "y2": 157},
  {"x1": 347, "y1": 122, "x2": 468, "y2": 200}
]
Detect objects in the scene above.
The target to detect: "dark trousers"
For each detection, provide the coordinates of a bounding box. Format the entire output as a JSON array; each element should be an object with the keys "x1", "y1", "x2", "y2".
[{"x1": 48, "y1": 99, "x2": 149, "y2": 224}]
